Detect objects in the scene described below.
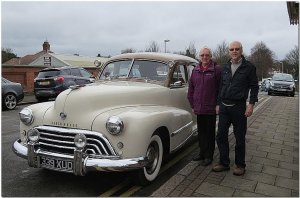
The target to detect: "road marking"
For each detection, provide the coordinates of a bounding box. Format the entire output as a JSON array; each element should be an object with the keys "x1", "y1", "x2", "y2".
[{"x1": 99, "y1": 179, "x2": 129, "y2": 197}]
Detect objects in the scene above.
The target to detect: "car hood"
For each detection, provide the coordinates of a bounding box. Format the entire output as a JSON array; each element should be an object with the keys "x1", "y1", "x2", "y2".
[{"x1": 43, "y1": 81, "x2": 170, "y2": 129}]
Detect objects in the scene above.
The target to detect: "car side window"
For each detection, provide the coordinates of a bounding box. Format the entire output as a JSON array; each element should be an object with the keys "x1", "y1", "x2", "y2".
[
  {"x1": 172, "y1": 64, "x2": 187, "y2": 84},
  {"x1": 187, "y1": 64, "x2": 196, "y2": 80},
  {"x1": 61, "y1": 69, "x2": 71, "y2": 75},
  {"x1": 80, "y1": 68, "x2": 92, "y2": 78},
  {"x1": 71, "y1": 68, "x2": 81, "y2": 76}
]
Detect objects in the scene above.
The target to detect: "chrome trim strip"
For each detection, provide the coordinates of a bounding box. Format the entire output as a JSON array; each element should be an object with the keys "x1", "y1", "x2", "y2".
[
  {"x1": 170, "y1": 121, "x2": 193, "y2": 137},
  {"x1": 170, "y1": 131, "x2": 195, "y2": 153}
]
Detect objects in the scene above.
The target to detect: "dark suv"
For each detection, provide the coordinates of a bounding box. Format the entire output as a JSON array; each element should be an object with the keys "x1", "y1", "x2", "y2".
[
  {"x1": 268, "y1": 73, "x2": 295, "y2": 97},
  {"x1": 34, "y1": 67, "x2": 95, "y2": 101}
]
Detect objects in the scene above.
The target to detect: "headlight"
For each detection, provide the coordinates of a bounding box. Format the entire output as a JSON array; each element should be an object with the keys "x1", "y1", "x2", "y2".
[
  {"x1": 19, "y1": 108, "x2": 34, "y2": 125},
  {"x1": 28, "y1": 128, "x2": 39, "y2": 142},
  {"x1": 290, "y1": 84, "x2": 295, "y2": 88},
  {"x1": 106, "y1": 116, "x2": 124, "y2": 135},
  {"x1": 74, "y1": 134, "x2": 87, "y2": 149}
]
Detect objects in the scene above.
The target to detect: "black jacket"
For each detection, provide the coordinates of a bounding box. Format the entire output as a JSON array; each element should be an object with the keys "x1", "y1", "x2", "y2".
[{"x1": 217, "y1": 56, "x2": 259, "y2": 105}]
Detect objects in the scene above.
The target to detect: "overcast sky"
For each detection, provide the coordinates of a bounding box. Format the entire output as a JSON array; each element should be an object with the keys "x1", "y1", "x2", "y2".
[{"x1": 1, "y1": 1, "x2": 299, "y2": 60}]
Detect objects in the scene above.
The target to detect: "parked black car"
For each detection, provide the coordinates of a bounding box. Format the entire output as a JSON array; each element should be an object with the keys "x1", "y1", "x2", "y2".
[
  {"x1": 2, "y1": 77, "x2": 24, "y2": 110},
  {"x1": 34, "y1": 67, "x2": 95, "y2": 102},
  {"x1": 268, "y1": 73, "x2": 295, "y2": 97}
]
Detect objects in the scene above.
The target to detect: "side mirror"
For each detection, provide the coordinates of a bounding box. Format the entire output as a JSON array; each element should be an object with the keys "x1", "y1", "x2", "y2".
[{"x1": 294, "y1": 79, "x2": 298, "y2": 82}]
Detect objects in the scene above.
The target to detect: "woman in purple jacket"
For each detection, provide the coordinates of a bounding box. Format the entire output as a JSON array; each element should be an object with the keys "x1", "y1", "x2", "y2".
[{"x1": 187, "y1": 47, "x2": 221, "y2": 166}]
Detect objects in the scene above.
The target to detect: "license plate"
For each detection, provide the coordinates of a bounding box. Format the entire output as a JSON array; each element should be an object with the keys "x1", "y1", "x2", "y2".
[
  {"x1": 39, "y1": 81, "x2": 50, "y2": 85},
  {"x1": 40, "y1": 156, "x2": 73, "y2": 172}
]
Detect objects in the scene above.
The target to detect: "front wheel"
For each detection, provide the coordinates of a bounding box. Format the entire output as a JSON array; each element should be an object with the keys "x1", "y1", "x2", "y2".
[
  {"x1": 137, "y1": 134, "x2": 163, "y2": 186},
  {"x1": 3, "y1": 93, "x2": 17, "y2": 110}
]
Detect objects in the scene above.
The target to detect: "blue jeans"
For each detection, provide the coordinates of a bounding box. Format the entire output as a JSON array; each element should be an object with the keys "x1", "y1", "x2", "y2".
[{"x1": 216, "y1": 102, "x2": 247, "y2": 168}]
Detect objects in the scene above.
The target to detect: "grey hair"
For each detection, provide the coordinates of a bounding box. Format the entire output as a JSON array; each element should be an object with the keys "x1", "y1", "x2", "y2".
[
  {"x1": 229, "y1": 41, "x2": 243, "y2": 51},
  {"x1": 199, "y1": 46, "x2": 212, "y2": 56}
]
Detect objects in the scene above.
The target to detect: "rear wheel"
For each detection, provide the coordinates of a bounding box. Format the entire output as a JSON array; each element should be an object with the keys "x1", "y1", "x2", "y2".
[
  {"x1": 3, "y1": 93, "x2": 17, "y2": 110},
  {"x1": 136, "y1": 134, "x2": 163, "y2": 186}
]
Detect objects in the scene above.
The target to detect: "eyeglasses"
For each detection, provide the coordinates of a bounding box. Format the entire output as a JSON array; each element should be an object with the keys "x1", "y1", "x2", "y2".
[
  {"x1": 229, "y1": 48, "x2": 240, "y2": 52},
  {"x1": 200, "y1": 54, "x2": 210, "y2": 57}
]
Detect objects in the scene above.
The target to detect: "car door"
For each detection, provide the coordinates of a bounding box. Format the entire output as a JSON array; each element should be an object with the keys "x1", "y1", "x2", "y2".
[{"x1": 168, "y1": 63, "x2": 196, "y2": 150}]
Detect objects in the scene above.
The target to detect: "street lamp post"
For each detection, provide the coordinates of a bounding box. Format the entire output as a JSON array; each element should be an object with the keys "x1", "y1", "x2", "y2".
[
  {"x1": 280, "y1": 62, "x2": 283, "y2": 73},
  {"x1": 164, "y1": 39, "x2": 170, "y2": 53}
]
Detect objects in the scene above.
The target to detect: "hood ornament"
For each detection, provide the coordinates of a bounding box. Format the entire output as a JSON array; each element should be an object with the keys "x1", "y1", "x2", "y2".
[{"x1": 60, "y1": 112, "x2": 67, "y2": 120}]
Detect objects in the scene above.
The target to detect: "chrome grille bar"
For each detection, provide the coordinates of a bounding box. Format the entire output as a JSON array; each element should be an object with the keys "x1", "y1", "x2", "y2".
[{"x1": 34, "y1": 126, "x2": 117, "y2": 156}]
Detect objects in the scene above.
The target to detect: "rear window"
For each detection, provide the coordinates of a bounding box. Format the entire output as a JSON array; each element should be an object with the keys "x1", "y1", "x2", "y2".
[{"x1": 37, "y1": 70, "x2": 61, "y2": 78}]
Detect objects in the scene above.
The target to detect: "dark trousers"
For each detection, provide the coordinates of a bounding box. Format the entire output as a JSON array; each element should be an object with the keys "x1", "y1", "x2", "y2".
[
  {"x1": 197, "y1": 114, "x2": 216, "y2": 160},
  {"x1": 216, "y1": 102, "x2": 247, "y2": 168}
]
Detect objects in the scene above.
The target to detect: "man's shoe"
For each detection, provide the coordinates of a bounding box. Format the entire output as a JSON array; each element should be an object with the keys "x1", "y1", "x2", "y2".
[
  {"x1": 233, "y1": 166, "x2": 245, "y2": 176},
  {"x1": 192, "y1": 155, "x2": 204, "y2": 161},
  {"x1": 199, "y1": 158, "x2": 212, "y2": 166},
  {"x1": 212, "y1": 163, "x2": 230, "y2": 172}
]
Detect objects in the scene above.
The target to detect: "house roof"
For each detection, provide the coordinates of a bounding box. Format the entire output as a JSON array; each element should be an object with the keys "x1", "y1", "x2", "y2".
[{"x1": 3, "y1": 50, "x2": 53, "y2": 65}]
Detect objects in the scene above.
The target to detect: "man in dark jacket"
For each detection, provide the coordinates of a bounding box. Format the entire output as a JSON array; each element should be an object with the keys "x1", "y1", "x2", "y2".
[
  {"x1": 212, "y1": 41, "x2": 259, "y2": 175},
  {"x1": 188, "y1": 47, "x2": 221, "y2": 166}
]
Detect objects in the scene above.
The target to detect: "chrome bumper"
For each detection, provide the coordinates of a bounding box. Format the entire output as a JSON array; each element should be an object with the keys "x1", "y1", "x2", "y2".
[{"x1": 13, "y1": 139, "x2": 149, "y2": 176}]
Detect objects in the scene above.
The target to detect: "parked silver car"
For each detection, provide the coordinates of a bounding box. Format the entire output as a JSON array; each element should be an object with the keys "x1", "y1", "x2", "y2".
[
  {"x1": 2, "y1": 77, "x2": 24, "y2": 110},
  {"x1": 13, "y1": 52, "x2": 198, "y2": 185},
  {"x1": 268, "y1": 73, "x2": 295, "y2": 97}
]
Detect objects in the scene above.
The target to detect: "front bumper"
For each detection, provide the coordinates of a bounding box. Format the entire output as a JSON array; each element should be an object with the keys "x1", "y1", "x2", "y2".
[
  {"x1": 13, "y1": 139, "x2": 149, "y2": 176},
  {"x1": 269, "y1": 87, "x2": 294, "y2": 95}
]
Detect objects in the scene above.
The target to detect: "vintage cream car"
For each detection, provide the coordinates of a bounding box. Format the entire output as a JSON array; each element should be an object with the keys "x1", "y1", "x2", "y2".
[{"x1": 13, "y1": 52, "x2": 198, "y2": 185}]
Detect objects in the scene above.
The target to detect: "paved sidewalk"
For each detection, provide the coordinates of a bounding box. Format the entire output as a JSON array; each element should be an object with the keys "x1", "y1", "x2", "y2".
[{"x1": 151, "y1": 96, "x2": 299, "y2": 197}]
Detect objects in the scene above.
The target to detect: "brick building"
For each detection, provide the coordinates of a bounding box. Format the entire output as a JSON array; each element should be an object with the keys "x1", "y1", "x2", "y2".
[{"x1": 2, "y1": 41, "x2": 108, "y2": 93}]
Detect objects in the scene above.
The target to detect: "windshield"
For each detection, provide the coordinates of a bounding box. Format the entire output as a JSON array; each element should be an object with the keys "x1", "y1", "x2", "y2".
[
  {"x1": 272, "y1": 73, "x2": 294, "y2": 82},
  {"x1": 99, "y1": 60, "x2": 168, "y2": 82}
]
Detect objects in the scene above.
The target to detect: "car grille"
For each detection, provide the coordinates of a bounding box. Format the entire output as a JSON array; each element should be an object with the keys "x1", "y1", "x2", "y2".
[
  {"x1": 34, "y1": 126, "x2": 116, "y2": 156},
  {"x1": 273, "y1": 83, "x2": 290, "y2": 89}
]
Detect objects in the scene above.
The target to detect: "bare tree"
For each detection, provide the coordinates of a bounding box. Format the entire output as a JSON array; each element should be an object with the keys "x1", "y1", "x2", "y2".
[
  {"x1": 121, "y1": 48, "x2": 136, "y2": 54},
  {"x1": 284, "y1": 45, "x2": 299, "y2": 79},
  {"x1": 145, "y1": 41, "x2": 159, "y2": 52},
  {"x1": 185, "y1": 42, "x2": 197, "y2": 59},
  {"x1": 249, "y1": 42, "x2": 275, "y2": 80},
  {"x1": 213, "y1": 41, "x2": 230, "y2": 65}
]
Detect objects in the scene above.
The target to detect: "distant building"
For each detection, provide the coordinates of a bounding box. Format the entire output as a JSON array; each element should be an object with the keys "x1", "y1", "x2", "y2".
[{"x1": 2, "y1": 41, "x2": 108, "y2": 93}]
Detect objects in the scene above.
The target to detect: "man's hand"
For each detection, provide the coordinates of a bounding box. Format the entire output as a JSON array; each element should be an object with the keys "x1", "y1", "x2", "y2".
[
  {"x1": 245, "y1": 104, "x2": 254, "y2": 117},
  {"x1": 216, "y1": 105, "x2": 220, "y2": 115}
]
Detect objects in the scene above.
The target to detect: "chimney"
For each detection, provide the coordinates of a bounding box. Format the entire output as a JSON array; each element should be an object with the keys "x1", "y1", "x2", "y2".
[{"x1": 43, "y1": 41, "x2": 50, "y2": 52}]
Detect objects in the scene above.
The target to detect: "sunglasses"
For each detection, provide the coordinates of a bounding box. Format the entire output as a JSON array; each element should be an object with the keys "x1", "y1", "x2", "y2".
[
  {"x1": 229, "y1": 48, "x2": 240, "y2": 51},
  {"x1": 200, "y1": 54, "x2": 210, "y2": 57}
]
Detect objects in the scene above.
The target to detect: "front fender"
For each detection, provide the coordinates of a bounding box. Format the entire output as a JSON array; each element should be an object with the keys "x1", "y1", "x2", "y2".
[
  {"x1": 91, "y1": 105, "x2": 194, "y2": 159},
  {"x1": 19, "y1": 102, "x2": 54, "y2": 144}
]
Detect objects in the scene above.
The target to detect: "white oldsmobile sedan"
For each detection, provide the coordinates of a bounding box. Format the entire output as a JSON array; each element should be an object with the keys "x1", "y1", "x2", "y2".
[{"x1": 13, "y1": 52, "x2": 198, "y2": 185}]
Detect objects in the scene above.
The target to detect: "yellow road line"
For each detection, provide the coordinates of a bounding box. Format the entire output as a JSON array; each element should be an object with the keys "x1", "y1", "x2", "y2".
[
  {"x1": 99, "y1": 179, "x2": 129, "y2": 197},
  {"x1": 119, "y1": 185, "x2": 142, "y2": 197}
]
